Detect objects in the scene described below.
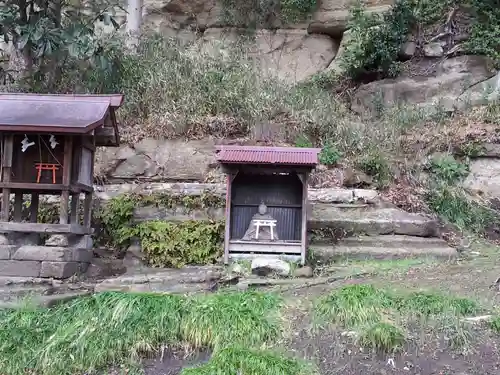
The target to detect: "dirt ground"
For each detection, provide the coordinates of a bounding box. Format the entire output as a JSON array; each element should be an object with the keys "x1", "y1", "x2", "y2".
[{"x1": 138, "y1": 246, "x2": 500, "y2": 375}]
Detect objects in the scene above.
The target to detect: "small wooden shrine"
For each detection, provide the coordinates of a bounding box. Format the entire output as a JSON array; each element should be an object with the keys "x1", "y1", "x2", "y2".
[
  {"x1": 0, "y1": 93, "x2": 123, "y2": 279},
  {"x1": 216, "y1": 145, "x2": 320, "y2": 265}
]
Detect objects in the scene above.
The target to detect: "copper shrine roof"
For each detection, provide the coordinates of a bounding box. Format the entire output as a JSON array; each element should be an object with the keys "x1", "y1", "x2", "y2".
[
  {"x1": 0, "y1": 93, "x2": 124, "y2": 134},
  {"x1": 215, "y1": 145, "x2": 321, "y2": 166}
]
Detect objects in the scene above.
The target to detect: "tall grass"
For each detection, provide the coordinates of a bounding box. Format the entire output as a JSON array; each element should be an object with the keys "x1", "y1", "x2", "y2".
[
  {"x1": 314, "y1": 284, "x2": 480, "y2": 353},
  {"x1": 0, "y1": 291, "x2": 282, "y2": 375}
]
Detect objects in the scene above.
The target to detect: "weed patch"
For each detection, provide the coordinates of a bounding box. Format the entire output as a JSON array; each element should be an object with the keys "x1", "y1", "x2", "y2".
[
  {"x1": 182, "y1": 346, "x2": 314, "y2": 375},
  {"x1": 357, "y1": 322, "x2": 405, "y2": 353},
  {"x1": 0, "y1": 291, "x2": 282, "y2": 375},
  {"x1": 314, "y1": 284, "x2": 479, "y2": 353},
  {"x1": 425, "y1": 185, "x2": 498, "y2": 235}
]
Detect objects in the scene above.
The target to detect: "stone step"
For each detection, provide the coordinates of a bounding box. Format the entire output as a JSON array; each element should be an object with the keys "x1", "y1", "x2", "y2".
[
  {"x1": 311, "y1": 240, "x2": 456, "y2": 261},
  {"x1": 0, "y1": 291, "x2": 91, "y2": 309},
  {"x1": 0, "y1": 285, "x2": 55, "y2": 302},
  {"x1": 339, "y1": 235, "x2": 449, "y2": 248},
  {"x1": 309, "y1": 206, "x2": 438, "y2": 237}
]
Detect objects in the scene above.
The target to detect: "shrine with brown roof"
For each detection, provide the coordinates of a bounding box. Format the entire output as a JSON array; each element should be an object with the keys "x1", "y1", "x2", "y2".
[
  {"x1": 0, "y1": 93, "x2": 123, "y2": 279},
  {"x1": 215, "y1": 145, "x2": 321, "y2": 264}
]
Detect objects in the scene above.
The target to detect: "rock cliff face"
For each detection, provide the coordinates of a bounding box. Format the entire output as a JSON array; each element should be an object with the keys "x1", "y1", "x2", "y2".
[{"x1": 111, "y1": 0, "x2": 498, "y2": 114}]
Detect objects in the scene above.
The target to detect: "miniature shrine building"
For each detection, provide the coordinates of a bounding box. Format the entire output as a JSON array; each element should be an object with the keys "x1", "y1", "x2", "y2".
[
  {"x1": 0, "y1": 93, "x2": 123, "y2": 279},
  {"x1": 216, "y1": 145, "x2": 321, "y2": 265}
]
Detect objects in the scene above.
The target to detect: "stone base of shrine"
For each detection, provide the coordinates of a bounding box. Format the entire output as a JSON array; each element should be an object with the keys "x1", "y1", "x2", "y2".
[{"x1": 0, "y1": 245, "x2": 92, "y2": 279}]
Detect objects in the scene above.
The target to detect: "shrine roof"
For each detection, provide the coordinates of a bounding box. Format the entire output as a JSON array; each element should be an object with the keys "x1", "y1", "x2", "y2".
[
  {"x1": 215, "y1": 145, "x2": 321, "y2": 166},
  {"x1": 0, "y1": 93, "x2": 124, "y2": 134}
]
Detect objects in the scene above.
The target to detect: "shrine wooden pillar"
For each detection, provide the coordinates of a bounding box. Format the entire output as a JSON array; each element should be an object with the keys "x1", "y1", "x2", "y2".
[
  {"x1": 1, "y1": 134, "x2": 13, "y2": 222},
  {"x1": 59, "y1": 136, "x2": 73, "y2": 224}
]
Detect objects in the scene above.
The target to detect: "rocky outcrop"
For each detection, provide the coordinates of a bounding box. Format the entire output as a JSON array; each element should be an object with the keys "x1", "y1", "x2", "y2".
[
  {"x1": 202, "y1": 28, "x2": 338, "y2": 82},
  {"x1": 95, "y1": 139, "x2": 218, "y2": 182},
  {"x1": 351, "y1": 56, "x2": 495, "y2": 115},
  {"x1": 308, "y1": 1, "x2": 392, "y2": 36}
]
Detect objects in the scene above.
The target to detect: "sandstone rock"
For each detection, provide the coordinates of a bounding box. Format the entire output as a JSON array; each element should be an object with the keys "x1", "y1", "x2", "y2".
[
  {"x1": 308, "y1": 3, "x2": 392, "y2": 36},
  {"x1": 40, "y1": 262, "x2": 81, "y2": 279},
  {"x1": 463, "y1": 158, "x2": 500, "y2": 198},
  {"x1": 96, "y1": 138, "x2": 217, "y2": 182},
  {"x1": 0, "y1": 246, "x2": 17, "y2": 260},
  {"x1": 423, "y1": 42, "x2": 444, "y2": 57},
  {"x1": 455, "y1": 71, "x2": 500, "y2": 111},
  {"x1": 202, "y1": 28, "x2": 338, "y2": 83},
  {"x1": 12, "y1": 246, "x2": 92, "y2": 263},
  {"x1": 352, "y1": 55, "x2": 494, "y2": 115},
  {"x1": 293, "y1": 265, "x2": 314, "y2": 278},
  {"x1": 309, "y1": 205, "x2": 438, "y2": 237},
  {"x1": 325, "y1": 29, "x2": 352, "y2": 75},
  {"x1": 251, "y1": 258, "x2": 291, "y2": 277},
  {"x1": 45, "y1": 234, "x2": 69, "y2": 247},
  {"x1": 0, "y1": 235, "x2": 9, "y2": 246},
  {"x1": 143, "y1": 0, "x2": 221, "y2": 30},
  {"x1": 0, "y1": 260, "x2": 41, "y2": 277},
  {"x1": 341, "y1": 167, "x2": 373, "y2": 187},
  {"x1": 400, "y1": 41, "x2": 416, "y2": 59}
]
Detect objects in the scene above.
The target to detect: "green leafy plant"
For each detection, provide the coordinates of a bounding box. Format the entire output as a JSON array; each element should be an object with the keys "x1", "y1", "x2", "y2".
[
  {"x1": 490, "y1": 316, "x2": 500, "y2": 333},
  {"x1": 96, "y1": 194, "x2": 136, "y2": 249},
  {"x1": 0, "y1": 0, "x2": 123, "y2": 89},
  {"x1": 340, "y1": 1, "x2": 415, "y2": 80},
  {"x1": 319, "y1": 141, "x2": 342, "y2": 166},
  {"x1": 464, "y1": 0, "x2": 500, "y2": 67},
  {"x1": 425, "y1": 185, "x2": 497, "y2": 235},
  {"x1": 427, "y1": 154, "x2": 469, "y2": 184},
  {"x1": 295, "y1": 135, "x2": 313, "y2": 148},
  {"x1": 357, "y1": 151, "x2": 391, "y2": 187},
  {"x1": 136, "y1": 220, "x2": 224, "y2": 268}
]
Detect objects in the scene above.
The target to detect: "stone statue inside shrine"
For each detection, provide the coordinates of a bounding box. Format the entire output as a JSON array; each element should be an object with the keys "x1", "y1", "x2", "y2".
[{"x1": 241, "y1": 201, "x2": 280, "y2": 241}]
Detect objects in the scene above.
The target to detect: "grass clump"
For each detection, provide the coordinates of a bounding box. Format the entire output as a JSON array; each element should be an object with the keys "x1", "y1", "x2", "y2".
[
  {"x1": 181, "y1": 291, "x2": 282, "y2": 351},
  {"x1": 357, "y1": 322, "x2": 405, "y2": 353},
  {"x1": 489, "y1": 316, "x2": 500, "y2": 333},
  {"x1": 0, "y1": 291, "x2": 282, "y2": 375},
  {"x1": 425, "y1": 185, "x2": 497, "y2": 235},
  {"x1": 182, "y1": 346, "x2": 315, "y2": 375},
  {"x1": 0, "y1": 292, "x2": 185, "y2": 374},
  {"x1": 315, "y1": 284, "x2": 479, "y2": 353},
  {"x1": 314, "y1": 284, "x2": 395, "y2": 327}
]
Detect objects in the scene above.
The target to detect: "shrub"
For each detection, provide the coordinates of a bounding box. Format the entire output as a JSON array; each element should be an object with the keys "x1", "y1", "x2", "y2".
[
  {"x1": 427, "y1": 154, "x2": 469, "y2": 184},
  {"x1": 136, "y1": 220, "x2": 224, "y2": 268},
  {"x1": 340, "y1": 1, "x2": 415, "y2": 80},
  {"x1": 464, "y1": 0, "x2": 500, "y2": 67},
  {"x1": 357, "y1": 150, "x2": 392, "y2": 187},
  {"x1": 319, "y1": 141, "x2": 342, "y2": 166}
]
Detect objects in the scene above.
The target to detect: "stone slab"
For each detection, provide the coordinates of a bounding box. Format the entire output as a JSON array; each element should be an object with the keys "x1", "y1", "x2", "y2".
[
  {"x1": 0, "y1": 246, "x2": 17, "y2": 260},
  {"x1": 0, "y1": 261, "x2": 41, "y2": 277},
  {"x1": 310, "y1": 244, "x2": 457, "y2": 261},
  {"x1": 13, "y1": 246, "x2": 92, "y2": 263},
  {"x1": 40, "y1": 262, "x2": 80, "y2": 279}
]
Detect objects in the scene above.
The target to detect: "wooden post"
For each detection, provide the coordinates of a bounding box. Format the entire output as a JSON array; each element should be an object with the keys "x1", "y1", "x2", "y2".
[
  {"x1": 70, "y1": 193, "x2": 79, "y2": 224},
  {"x1": 223, "y1": 172, "x2": 238, "y2": 264},
  {"x1": 1, "y1": 135, "x2": 13, "y2": 222},
  {"x1": 59, "y1": 136, "x2": 73, "y2": 224},
  {"x1": 299, "y1": 172, "x2": 309, "y2": 265},
  {"x1": 13, "y1": 193, "x2": 23, "y2": 222},
  {"x1": 83, "y1": 192, "x2": 92, "y2": 229},
  {"x1": 30, "y1": 194, "x2": 39, "y2": 223}
]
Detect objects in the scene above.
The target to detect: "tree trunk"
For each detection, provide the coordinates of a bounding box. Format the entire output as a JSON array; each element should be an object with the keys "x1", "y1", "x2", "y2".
[{"x1": 126, "y1": 0, "x2": 143, "y2": 50}]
